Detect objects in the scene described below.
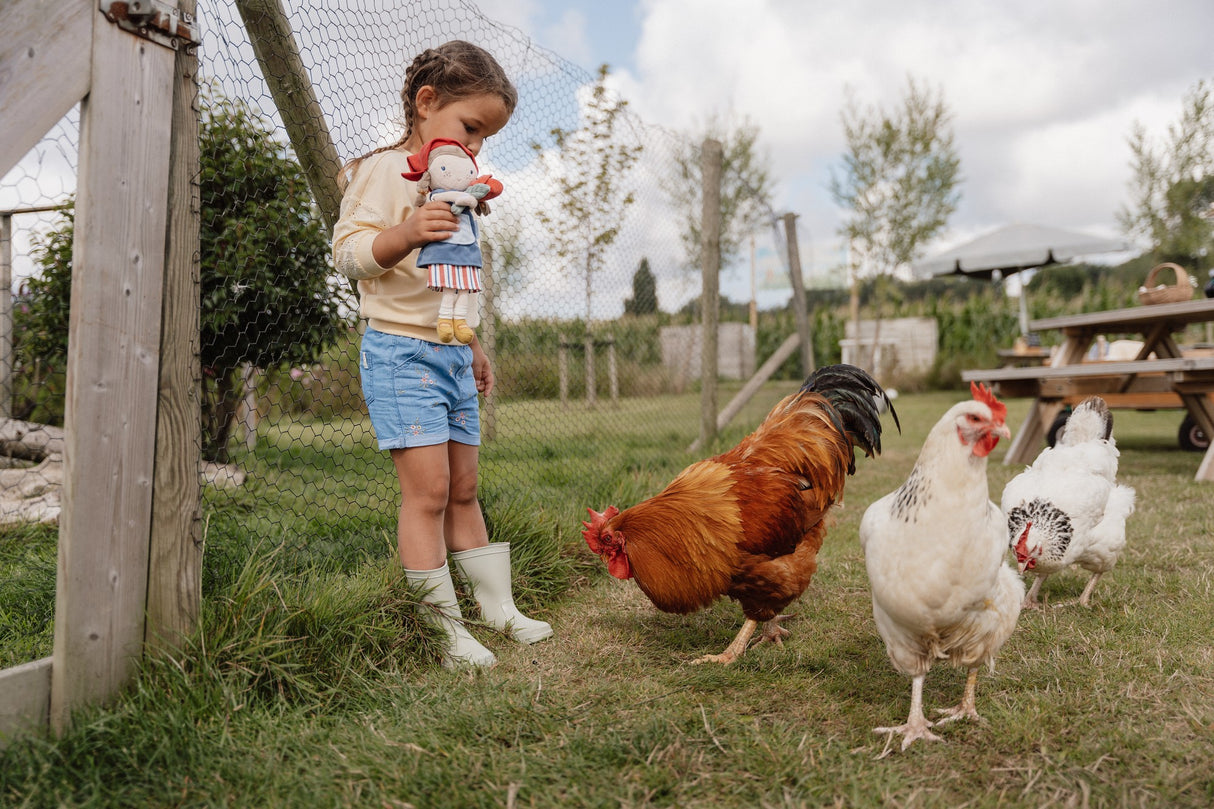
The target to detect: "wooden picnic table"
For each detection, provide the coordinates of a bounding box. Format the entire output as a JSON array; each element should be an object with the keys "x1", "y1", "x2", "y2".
[{"x1": 963, "y1": 298, "x2": 1214, "y2": 481}]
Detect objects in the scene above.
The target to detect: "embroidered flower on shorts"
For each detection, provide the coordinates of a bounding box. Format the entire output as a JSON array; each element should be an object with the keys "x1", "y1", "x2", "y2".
[
  {"x1": 408, "y1": 420, "x2": 425, "y2": 436},
  {"x1": 419, "y1": 370, "x2": 435, "y2": 388}
]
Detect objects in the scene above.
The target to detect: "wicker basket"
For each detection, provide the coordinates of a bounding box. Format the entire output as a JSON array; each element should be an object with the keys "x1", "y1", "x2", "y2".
[{"x1": 1137, "y1": 263, "x2": 1196, "y2": 305}]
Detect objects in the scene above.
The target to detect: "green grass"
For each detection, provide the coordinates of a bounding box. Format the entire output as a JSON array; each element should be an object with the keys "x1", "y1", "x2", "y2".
[{"x1": 2, "y1": 388, "x2": 1214, "y2": 807}]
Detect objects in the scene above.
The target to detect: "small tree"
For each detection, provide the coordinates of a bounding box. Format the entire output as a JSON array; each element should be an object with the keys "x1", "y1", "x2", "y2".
[
  {"x1": 829, "y1": 76, "x2": 961, "y2": 367},
  {"x1": 830, "y1": 76, "x2": 962, "y2": 280},
  {"x1": 533, "y1": 64, "x2": 642, "y2": 324},
  {"x1": 199, "y1": 88, "x2": 346, "y2": 461},
  {"x1": 1119, "y1": 79, "x2": 1214, "y2": 267},
  {"x1": 623, "y1": 257, "x2": 658, "y2": 315}
]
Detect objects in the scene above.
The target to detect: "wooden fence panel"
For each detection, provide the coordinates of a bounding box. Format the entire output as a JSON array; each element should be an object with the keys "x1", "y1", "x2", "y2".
[
  {"x1": 51, "y1": 9, "x2": 177, "y2": 731},
  {"x1": 0, "y1": 0, "x2": 92, "y2": 176}
]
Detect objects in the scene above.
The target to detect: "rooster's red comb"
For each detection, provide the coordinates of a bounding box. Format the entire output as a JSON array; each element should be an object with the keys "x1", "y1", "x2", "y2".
[
  {"x1": 970, "y1": 381, "x2": 1007, "y2": 423},
  {"x1": 581, "y1": 506, "x2": 620, "y2": 553}
]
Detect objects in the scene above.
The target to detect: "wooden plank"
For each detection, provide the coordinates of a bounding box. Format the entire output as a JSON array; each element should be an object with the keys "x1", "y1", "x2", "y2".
[
  {"x1": 234, "y1": 0, "x2": 342, "y2": 230},
  {"x1": 1030, "y1": 298, "x2": 1214, "y2": 333},
  {"x1": 0, "y1": 657, "x2": 52, "y2": 747},
  {"x1": 52, "y1": 10, "x2": 176, "y2": 732},
  {"x1": 0, "y1": 0, "x2": 92, "y2": 175},
  {"x1": 146, "y1": 0, "x2": 202, "y2": 652},
  {"x1": 963, "y1": 356, "x2": 1214, "y2": 384}
]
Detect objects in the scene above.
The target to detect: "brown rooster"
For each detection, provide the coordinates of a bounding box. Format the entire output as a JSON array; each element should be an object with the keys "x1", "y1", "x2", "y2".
[{"x1": 582, "y1": 364, "x2": 898, "y2": 664}]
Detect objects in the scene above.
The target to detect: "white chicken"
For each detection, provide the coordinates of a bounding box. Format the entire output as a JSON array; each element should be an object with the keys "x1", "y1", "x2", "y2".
[
  {"x1": 1001, "y1": 396, "x2": 1136, "y2": 609},
  {"x1": 860, "y1": 383, "x2": 1024, "y2": 751}
]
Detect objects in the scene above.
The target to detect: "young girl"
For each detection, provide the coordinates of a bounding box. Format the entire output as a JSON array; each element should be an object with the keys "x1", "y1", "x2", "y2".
[{"x1": 333, "y1": 40, "x2": 551, "y2": 669}]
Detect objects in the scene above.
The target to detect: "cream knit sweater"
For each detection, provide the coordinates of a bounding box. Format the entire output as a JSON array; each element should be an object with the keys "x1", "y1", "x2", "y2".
[{"x1": 332, "y1": 148, "x2": 477, "y2": 340}]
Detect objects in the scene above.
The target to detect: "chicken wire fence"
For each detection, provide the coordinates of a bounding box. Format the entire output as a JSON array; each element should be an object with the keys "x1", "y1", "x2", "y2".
[{"x1": 2, "y1": 0, "x2": 806, "y2": 638}]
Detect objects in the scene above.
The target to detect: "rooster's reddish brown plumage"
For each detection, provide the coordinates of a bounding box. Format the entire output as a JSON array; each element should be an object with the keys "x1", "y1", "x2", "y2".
[{"x1": 583, "y1": 364, "x2": 898, "y2": 664}]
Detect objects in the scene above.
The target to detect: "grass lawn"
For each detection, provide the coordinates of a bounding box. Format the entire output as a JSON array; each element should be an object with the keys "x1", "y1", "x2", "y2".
[{"x1": 2, "y1": 387, "x2": 1213, "y2": 807}]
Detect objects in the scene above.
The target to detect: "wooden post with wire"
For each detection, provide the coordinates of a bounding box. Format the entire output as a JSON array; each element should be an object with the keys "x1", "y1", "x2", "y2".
[{"x1": 698, "y1": 139, "x2": 723, "y2": 450}]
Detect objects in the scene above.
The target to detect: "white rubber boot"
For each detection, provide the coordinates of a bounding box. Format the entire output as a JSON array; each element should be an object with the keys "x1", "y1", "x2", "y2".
[
  {"x1": 451, "y1": 544, "x2": 554, "y2": 644},
  {"x1": 404, "y1": 563, "x2": 497, "y2": 669}
]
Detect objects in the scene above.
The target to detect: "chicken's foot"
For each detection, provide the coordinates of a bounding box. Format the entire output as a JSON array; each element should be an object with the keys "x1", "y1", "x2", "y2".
[
  {"x1": 934, "y1": 668, "x2": 986, "y2": 725},
  {"x1": 874, "y1": 675, "x2": 943, "y2": 754},
  {"x1": 691, "y1": 618, "x2": 758, "y2": 665},
  {"x1": 758, "y1": 614, "x2": 793, "y2": 647},
  {"x1": 1021, "y1": 574, "x2": 1046, "y2": 610},
  {"x1": 1077, "y1": 572, "x2": 1103, "y2": 607}
]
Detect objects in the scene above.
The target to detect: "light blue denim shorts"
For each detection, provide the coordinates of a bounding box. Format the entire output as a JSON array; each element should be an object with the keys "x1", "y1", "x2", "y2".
[{"x1": 359, "y1": 328, "x2": 480, "y2": 450}]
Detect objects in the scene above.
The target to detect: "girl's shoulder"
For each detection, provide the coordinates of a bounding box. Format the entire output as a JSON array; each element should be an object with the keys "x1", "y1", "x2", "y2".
[
  {"x1": 355, "y1": 147, "x2": 412, "y2": 176},
  {"x1": 346, "y1": 148, "x2": 418, "y2": 198}
]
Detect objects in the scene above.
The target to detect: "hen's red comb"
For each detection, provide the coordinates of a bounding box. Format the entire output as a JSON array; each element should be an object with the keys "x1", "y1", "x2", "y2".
[
  {"x1": 970, "y1": 381, "x2": 1007, "y2": 423},
  {"x1": 581, "y1": 506, "x2": 620, "y2": 553}
]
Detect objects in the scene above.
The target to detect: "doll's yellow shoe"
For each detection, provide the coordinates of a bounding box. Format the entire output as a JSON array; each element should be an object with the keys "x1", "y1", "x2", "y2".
[
  {"x1": 453, "y1": 319, "x2": 474, "y2": 344},
  {"x1": 437, "y1": 319, "x2": 455, "y2": 343}
]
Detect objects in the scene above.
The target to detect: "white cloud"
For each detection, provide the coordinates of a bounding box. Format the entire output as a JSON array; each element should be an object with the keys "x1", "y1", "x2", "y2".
[{"x1": 617, "y1": 0, "x2": 1214, "y2": 257}]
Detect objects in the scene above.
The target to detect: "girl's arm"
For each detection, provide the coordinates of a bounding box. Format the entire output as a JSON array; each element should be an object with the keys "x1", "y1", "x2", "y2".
[
  {"x1": 469, "y1": 335, "x2": 495, "y2": 397},
  {"x1": 371, "y1": 200, "x2": 461, "y2": 268}
]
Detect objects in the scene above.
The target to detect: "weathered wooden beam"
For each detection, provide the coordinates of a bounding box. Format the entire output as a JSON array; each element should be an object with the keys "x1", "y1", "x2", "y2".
[
  {"x1": 234, "y1": 0, "x2": 342, "y2": 231},
  {"x1": 0, "y1": 658, "x2": 51, "y2": 747},
  {"x1": 52, "y1": 7, "x2": 176, "y2": 732},
  {"x1": 0, "y1": 0, "x2": 92, "y2": 176},
  {"x1": 697, "y1": 139, "x2": 722, "y2": 451},
  {"x1": 146, "y1": 0, "x2": 202, "y2": 653}
]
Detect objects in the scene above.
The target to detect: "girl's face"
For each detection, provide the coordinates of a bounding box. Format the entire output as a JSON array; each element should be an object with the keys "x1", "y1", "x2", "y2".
[{"x1": 411, "y1": 88, "x2": 510, "y2": 157}]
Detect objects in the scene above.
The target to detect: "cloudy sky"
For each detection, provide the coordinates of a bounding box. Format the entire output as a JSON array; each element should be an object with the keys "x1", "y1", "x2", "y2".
[{"x1": 478, "y1": 0, "x2": 1213, "y2": 265}]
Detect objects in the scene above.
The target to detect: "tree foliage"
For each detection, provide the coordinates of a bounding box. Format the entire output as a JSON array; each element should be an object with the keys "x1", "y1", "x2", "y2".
[
  {"x1": 623, "y1": 258, "x2": 658, "y2": 315},
  {"x1": 829, "y1": 76, "x2": 962, "y2": 278},
  {"x1": 13, "y1": 87, "x2": 345, "y2": 461},
  {"x1": 198, "y1": 87, "x2": 347, "y2": 459},
  {"x1": 532, "y1": 65, "x2": 642, "y2": 323},
  {"x1": 1118, "y1": 79, "x2": 1214, "y2": 267},
  {"x1": 670, "y1": 115, "x2": 775, "y2": 274}
]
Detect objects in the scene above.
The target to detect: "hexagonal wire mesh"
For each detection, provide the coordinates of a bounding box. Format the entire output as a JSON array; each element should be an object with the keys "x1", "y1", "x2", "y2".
[{"x1": 2, "y1": 1, "x2": 781, "y2": 668}]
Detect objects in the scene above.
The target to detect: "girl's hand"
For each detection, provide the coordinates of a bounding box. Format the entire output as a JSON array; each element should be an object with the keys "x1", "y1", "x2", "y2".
[
  {"x1": 371, "y1": 201, "x2": 458, "y2": 268},
  {"x1": 470, "y1": 338, "x2": 495, "y2": 397}
]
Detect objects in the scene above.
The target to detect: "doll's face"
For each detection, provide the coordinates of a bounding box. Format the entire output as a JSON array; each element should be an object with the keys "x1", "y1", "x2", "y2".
[{"x1": 431, "y1": 151, "x2": 478, "y2": 190}]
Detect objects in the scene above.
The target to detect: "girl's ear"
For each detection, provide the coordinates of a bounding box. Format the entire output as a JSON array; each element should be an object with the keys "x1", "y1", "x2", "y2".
[{"x1": 414, "y1": 85, "x2": 438, "y2": 120}]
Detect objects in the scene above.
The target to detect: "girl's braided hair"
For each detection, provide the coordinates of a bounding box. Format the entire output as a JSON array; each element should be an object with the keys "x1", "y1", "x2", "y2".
[{"x1": 340, "y1": 41, "x2": 517, "y2": 187}]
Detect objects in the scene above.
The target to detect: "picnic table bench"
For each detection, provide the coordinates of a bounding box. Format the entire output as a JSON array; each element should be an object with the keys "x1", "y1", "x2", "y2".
[{"x1": 961, "y1": 298, "x2": 1214, "y2": 481}]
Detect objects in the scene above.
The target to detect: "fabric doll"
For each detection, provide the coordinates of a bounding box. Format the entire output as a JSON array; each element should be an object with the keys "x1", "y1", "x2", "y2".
[{"x1": 402, "y1": 138, "x2": 503, "y2": 344}]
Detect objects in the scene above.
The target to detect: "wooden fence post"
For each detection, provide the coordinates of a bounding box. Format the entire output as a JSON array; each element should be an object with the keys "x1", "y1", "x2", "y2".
[
  {"x1": 584, "y1": 332, "x2": 596, "y2": 409},
  {"x1": 52, "y1": 4, "x2": 177, "y2": 732},
  {"x1": 698, "y1": 139, "x2": 722, "y2": 450},
  {"x1": 782, "y1": 212, "x2": 814, "y2": 377},
  {"x1": 0, "y1": 213, "x2": 10, "y2": 420},
  {"x1": 606, "y1": 334, "x2": 618, "y2": 404},
  {"x1": 558, "y1": 336, "x2": 569, "y2": 409},
  {"x1": 146, "y1": 0, "x2": 203, "y2": 654}
]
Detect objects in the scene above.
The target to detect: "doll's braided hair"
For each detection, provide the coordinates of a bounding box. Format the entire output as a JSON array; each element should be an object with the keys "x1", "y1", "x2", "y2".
[{"x1": 340, "y1": 41, "x2": 516, "y2": 186}]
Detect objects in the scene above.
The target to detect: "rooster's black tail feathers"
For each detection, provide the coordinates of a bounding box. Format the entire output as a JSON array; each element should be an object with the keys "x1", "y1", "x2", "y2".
[{"x1": 799, "y1": 364, "x2": 900, "y2": 472}]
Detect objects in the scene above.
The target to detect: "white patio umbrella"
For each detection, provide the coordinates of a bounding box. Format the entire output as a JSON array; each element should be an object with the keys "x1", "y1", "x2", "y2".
[{"x1": 914, "y1": 223, "x2": 1132, "y2": 334}]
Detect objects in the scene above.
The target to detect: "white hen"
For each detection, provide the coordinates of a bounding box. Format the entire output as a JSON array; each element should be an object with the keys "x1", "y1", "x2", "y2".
[
  {"x1": 860, "y1": 383, "x2": 1024, "y2": 751},
  {"x1": 1001, "y1": 396, "x2": 1136, "y2": 608}
]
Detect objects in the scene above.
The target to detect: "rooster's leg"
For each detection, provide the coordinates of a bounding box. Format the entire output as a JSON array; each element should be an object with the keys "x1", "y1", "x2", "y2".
[
  {"x1": 757, "y1": 615, "x2": 793, "y2": 647},
  {"x1": 1077, "y1": 572, "x2": 1103, "y2": 607},
  {"x1": 691, "y1": 618, "x2": 759, "y2": 665},
  {"x1": 874, "y1": 674, "x2": 943, "y2": 751},
  {"x1": 935, "y1": 668, "x2": 985, "y2": 724},
  {"x1": 1022, "y1": 575, "x2": 1045, "y2": 610}
]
